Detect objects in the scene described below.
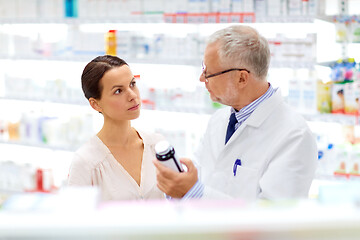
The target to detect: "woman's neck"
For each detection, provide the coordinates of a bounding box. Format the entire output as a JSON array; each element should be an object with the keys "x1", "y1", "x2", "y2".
[{"x1": 97, "y1": 120, "x2": 137, "y2": 148}]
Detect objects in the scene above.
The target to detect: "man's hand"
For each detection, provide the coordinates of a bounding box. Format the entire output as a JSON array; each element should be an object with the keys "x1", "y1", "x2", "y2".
[{"x1": 153, "y1": 158, "x2": 198, "y2": 198}]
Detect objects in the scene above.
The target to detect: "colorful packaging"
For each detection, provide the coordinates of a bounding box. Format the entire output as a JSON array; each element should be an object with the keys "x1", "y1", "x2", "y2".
[
  {"x1": 335, "y1": 16, "x2": 351, "y2": 43},
  {"x1": 316, "y1": 80, "x2": 332, "y2": 113},
  {"x1": 344, "y1": 58, "x2": 356, "y2": 81},
  {"x1": 351, "y1": 16, "x2": 360, "y2": 43},
  {"x1": 331, "y1": 82, "x2": 345, "y2": 113},
  {"x1": 349, "y1": 144, "x2": 360, "y2": 177},
  {"x1": 344, "y1": 81, "x2": 360, "y2": 115},
  {"x1": 330, "y1": 59, "x2": 344, "y2": 82},
  {"x1": 105, "y1": 30, "x2": 117, "y2": 56},
  {"x1": 64, "y1": 0, "x2": 78, "y2": 18}
]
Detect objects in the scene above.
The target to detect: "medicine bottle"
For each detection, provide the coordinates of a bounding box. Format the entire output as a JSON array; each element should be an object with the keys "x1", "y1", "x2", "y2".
[
  {"x1": 105, "y1": 30, "x2": 117, "y2": 56},
  {"x1": 155, "y1": 141, "x2": 184, "y2": 172}
]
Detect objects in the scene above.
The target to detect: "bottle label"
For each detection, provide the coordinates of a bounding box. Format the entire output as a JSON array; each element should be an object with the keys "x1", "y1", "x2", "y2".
[{"x1": 159, "y1": 157, "x2": 184, "y2": 172}]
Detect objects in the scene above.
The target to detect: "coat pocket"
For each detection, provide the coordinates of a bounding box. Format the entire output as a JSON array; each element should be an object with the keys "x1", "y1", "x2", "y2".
[
  {"x1": 228, "y1": 166, "x2": 259, "y2": 200},
  {"x1": 205, "y1": 166, "x2": 259, "y2": 201}
]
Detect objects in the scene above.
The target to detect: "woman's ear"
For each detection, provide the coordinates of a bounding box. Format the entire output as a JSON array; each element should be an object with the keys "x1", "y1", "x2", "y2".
[{"x1": 89, "y1": 97, "x2": 102, "y2": 113}]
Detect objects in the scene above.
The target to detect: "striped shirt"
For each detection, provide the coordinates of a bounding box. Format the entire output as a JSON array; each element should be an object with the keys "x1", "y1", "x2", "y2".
[
  {"x1": 183, "y1": 83, "x2": 276, "y2": 200},
  {"x1": 233, "y1": 83, "x2": 275, "y2": 130}
]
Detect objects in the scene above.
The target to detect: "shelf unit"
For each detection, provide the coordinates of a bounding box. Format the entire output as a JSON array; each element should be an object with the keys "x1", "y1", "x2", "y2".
[
  {"x1": 0, "y1": 0, "x2": 352, "y2": 193},
  {"x1": 0, "y1": 17, "x2": 329, "y2": 145},
  {"x1": 0, "y1": 139, "x2": 76, "y2": 152},
  {"x1": 0, "y1": 55, "x2": 318, "y2": 69},
  {"x1": 0, "y1": 54, "x2": 203, "y2": 66},
  {"x1": 0, "y1": 14, "x2": 318, "y2": 24}
]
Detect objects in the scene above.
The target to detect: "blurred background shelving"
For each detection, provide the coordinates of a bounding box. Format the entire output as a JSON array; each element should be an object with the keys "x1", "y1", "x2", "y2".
[{"x1": 1, "y1": 0, "x2": 360, "y2": 196}]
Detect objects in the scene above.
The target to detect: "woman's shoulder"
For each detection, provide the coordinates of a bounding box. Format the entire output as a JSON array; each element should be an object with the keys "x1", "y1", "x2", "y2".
[
  {"x1": 73, "y1": 135, "x2": 108, "y2": 167},
  {"x1": 136, "y1": 129, "x2": 166, "y2": 145}
]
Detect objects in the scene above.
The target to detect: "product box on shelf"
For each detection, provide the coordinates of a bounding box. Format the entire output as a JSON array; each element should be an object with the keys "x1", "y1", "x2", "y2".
[
  {"x1": 324, "y1": 58, "x2": 360, "y2": 115},
  {"x1": 331, "y1": 82, "x2": 345, "y2": 114},
  {"x1": 334, "y1": 15, "x2": 360, "y2": 43},
  {"x1": 344, "y1": 81, "x2": 360, "y2": 115},
  {"x1": 316, "y1": 80, "x2": 332, "y2": 113},
  {"x1": 351, "y1": 16, "x2": 360, "y2": 43}
]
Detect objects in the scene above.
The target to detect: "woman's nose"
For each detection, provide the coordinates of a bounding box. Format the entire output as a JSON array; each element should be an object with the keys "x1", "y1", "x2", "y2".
[{"x1": 128, "y1": 89, "x2": 138, "y2": 101}]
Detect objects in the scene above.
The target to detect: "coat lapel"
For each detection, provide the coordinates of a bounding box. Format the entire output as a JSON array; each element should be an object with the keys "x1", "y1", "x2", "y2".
[{"x1": 216, "y1": 90, "x2": 283, "y2": 167}]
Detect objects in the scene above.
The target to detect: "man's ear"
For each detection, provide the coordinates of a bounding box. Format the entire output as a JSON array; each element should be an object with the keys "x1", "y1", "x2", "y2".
[
  {"x1": 238, "y1": 71, "x2": 250, "y2": 87},
  {"x1": 89, "y1": 97, "x2": 102, "y2": 113}
]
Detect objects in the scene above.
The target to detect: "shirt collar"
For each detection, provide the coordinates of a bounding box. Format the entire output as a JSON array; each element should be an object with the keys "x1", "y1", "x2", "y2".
[{"x1": 231, "y1": 83, "x2": 276, "y2": 123}]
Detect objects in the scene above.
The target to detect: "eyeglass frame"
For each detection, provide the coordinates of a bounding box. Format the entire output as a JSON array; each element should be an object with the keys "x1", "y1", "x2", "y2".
[{"x1": 201, "y1": 62, "x2": 250, "y2": 80}]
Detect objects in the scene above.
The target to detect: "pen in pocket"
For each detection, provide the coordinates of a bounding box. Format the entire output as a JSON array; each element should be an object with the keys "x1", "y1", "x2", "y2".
[{"x1": 233, "y1": 159, "x2": 242, "y2": 176}]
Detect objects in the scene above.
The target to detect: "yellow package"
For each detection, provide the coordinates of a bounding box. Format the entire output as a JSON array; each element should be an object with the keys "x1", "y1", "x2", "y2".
[{"x1": 317, "y1": 80, "x2": 332, "y2": 113}]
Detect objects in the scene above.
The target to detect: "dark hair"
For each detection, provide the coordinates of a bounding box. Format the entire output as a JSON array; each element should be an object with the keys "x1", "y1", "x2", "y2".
[{"x1": 81, "y1": 55, "x2": 128, "y2": 100}]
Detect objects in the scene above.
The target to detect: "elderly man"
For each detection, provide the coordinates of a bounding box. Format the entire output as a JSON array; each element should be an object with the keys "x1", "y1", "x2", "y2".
[{"x1": 154, "y1": 25, "x2": 317, "y2": 201}]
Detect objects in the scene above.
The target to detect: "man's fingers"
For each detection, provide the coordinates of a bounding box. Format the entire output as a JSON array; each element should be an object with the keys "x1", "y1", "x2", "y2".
[
  {"x1": 179, "y1": 158, "x2": 194, "y2": 172},
  {"x1": 153, "y1": 159, "x2": 180, "y2": 178},
  {"x1": 154, "y1": 158, "x2": 198, "y2": 198},
  {"x1": 156, "y1": 180, "x2": 167, "y2": 193}
]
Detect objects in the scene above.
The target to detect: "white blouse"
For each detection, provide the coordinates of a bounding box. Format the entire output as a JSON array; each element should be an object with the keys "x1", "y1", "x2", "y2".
[{"x1": 67, "y1": 130, "x2": 165, "y2": 201}]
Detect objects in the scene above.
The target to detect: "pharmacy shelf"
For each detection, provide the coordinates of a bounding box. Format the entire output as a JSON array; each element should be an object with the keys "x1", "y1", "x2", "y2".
[
  {"x1": 316, "y1": 14, "x2": 360, "y2": 24},
  {"x1": 0, "y1": 55, "x2": 203, "y2": 66},
  {"x1": 303, "y1": 112, "x2": 360, "y2": 125},
  {"x1": 316, "y1": 172, "x2": 360, "y2": 181},
  {"x1": 311, "y1": 14, "x2": 334, "y2": 23},
  {"x1": 0, "y1": 97, "x2": 217, "y2": 115},
  {"x1": 0, "y1": 15, "x2": 165, "y2": 24},
  {"x1": 4, "y1": 98, "x2": 360, "y2": 124},
  {"x1": 0, "y1": 189, "x2": 25, "y2": 195},
  {"x1": 256, "y1": 15, "x2": 315, "y2": 23},
  {"x1": 0, "y1": 140, "x2": 77, "y2": 152},
  {"x1": 0, "y1": 97, "x2": 88, "y2": 106},
  {"x1": 0, "y1": 55, "x2": 316, "y2": 69},
  {"x1": 271, "y1": 60, "x2": 315, "y2": 69},
  {"x1": 318, "y1": 58, "x2": 360, "y2": 68},
  {"x1": 2, "y1": 112, "x2": 358, "y2": 154},
  {"x1": 0, "y1": 15, "x2": 319, "y2": 25},
  {"x1": 0, "y1": 55, "x2": 96, "y2": 63}
]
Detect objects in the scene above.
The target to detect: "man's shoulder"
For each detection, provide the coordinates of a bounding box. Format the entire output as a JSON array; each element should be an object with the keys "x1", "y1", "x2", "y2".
[
  {"x1": 269, "y1": 102, "x2": 313, "y2": 137},
  {"x1": 279, "y1": 103, "x2": 307, "y2": 124},
  {"x1": 210, "y1": 106, "x2": 231, "y2": 121},
  {"x1": 262, "y1": 89, "x2": 307, "y2": 127}
]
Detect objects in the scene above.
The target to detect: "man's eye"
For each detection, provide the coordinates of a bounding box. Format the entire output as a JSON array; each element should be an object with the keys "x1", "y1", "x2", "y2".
[
  {"x1": 114, "y1": 89, "x2": 122, "y2": 94},
  {"x1": 131, "y1": 81, "x2": 136, "y2": 87}
]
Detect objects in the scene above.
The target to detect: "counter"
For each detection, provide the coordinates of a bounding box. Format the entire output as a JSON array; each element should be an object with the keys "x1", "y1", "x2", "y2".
[{"x1": 0, "y1": 188, "x2": 360, "y2": 240}]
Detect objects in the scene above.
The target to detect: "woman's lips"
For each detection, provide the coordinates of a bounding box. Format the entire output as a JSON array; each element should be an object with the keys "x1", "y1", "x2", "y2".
[{"x1": 128, "y1": 104, "x2": 140, "y2": 111}]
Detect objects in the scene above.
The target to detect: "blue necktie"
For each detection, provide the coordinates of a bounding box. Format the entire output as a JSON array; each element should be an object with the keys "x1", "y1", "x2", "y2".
[{"x1": 225, "y1": 113, "x2": 238, "y2": 144}]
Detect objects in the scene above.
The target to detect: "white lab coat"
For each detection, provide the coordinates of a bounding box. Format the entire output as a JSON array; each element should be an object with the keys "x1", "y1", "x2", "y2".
[{"x1": 195, "y1": 89, "x2": 318, "y2": 201}]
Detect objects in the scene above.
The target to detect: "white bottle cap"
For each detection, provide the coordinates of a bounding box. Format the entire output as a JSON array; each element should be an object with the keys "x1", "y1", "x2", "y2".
[{"x1": 155, "y1": 141, "x2": 171, "y2": 155}]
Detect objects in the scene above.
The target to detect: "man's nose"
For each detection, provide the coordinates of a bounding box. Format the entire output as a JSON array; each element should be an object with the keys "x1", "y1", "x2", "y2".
[{"x1": 199, "y1": 73, "x2": 206, "y2": 82}]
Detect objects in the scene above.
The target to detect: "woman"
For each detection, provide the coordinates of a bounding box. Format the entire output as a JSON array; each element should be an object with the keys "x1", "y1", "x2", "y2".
[{"x1": 68, "y1": 55, "x2": 165, "y2": 201}]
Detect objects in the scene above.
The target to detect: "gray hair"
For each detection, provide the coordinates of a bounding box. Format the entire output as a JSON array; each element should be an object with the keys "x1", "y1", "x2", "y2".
[{"x1": 207, "y1": 25, "x2": 270, "y2": 79}]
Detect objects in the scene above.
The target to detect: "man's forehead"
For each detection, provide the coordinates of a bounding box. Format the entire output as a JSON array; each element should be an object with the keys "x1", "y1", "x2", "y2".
[{"x1": 204, "y1": 45, "x2": 220, "y2": 64}]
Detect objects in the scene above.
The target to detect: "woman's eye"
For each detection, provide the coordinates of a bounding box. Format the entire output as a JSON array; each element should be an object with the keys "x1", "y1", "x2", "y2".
[
  {"x1": 114, "y1": 89, "x2": 122, "y2": 94},
  {"x1": 130, "y1": 81, "x2": 136, "y2": 87}
]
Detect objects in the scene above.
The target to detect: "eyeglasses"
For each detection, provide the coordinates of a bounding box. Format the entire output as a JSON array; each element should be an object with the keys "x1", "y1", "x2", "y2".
[{"x1": 201, "y1": 62, "x2": 250, "y2": 80}]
